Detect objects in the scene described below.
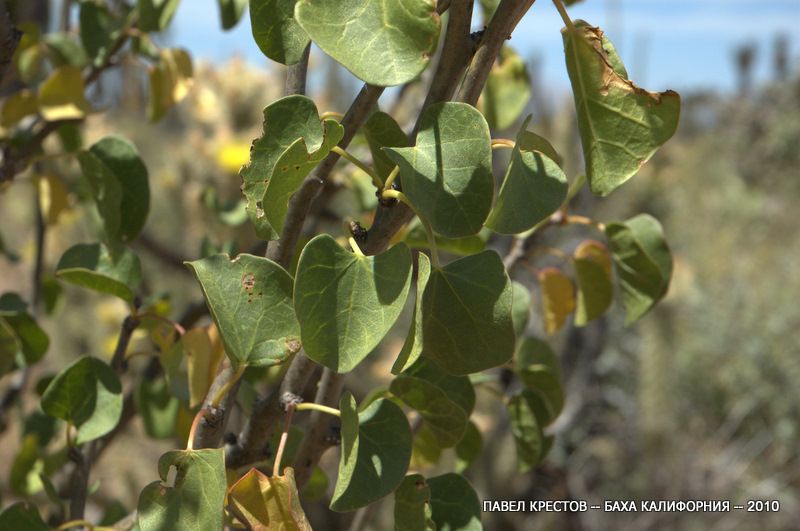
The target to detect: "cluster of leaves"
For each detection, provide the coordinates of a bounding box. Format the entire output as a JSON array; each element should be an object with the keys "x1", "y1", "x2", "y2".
[{"x1": 0, "y1": 0, "x2": 680, "y2": 529}]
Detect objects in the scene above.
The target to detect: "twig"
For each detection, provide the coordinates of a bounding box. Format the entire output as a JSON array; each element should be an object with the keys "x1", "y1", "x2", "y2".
[
  {"x1": 273, "y1": 401, "x2": 297, "y2": 477},
  {"x1": 292, "y1": 369, "x2": 344, "y2": 488},
  {"x1": 285, "y1": 44, "x2": 311, "y2": 96},
  {"x1": 32, "y1": 174, "x2": 46, "y2": 308},
  {"x1": 109, "y1": 313, "x2": 141, "y2": 374}
]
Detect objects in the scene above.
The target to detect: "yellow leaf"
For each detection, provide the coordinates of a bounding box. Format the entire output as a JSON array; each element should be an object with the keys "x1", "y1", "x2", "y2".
[
  {"x1": 538, "y1": 267, "x2": 576, "y2": 335},
  {"x1": 183, "y1": 326, "x2": 224, "y2": 408},
  {"x1": 228, "y1": 467, "x2": 312, "y2": 531},
  {"x1": 1, "y1": 90, "x2": 38, "y2": 128},
  {"x1": 37, "y1": 173, "x2": 70, "y2": 225},
  {"x1": 38, "y1": 66, "x2": 91, "y2": 121},
  {"x1": 148, "y1": 48, "x2": 194, "y2": 122}
]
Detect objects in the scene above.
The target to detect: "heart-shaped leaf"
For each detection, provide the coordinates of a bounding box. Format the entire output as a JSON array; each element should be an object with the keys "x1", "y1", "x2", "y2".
[
  {"x1": 481, "y1": 45, "x2": 531, "y2": 130},
  {"x1": 427, "y1": 473, "x2": 482, "y2": 531},
  {"x1": 385, "y1": 102, "x2": 493, "y2": 238},
  {"x1": 605, "y1": 214, "x2": 672, "y2": 323},
  {"x1": 508, "y1": 389, "x2": 551, "y2": 472},
  {"x1": 511, "y1": 280, "x2": 531, "y2": 338},
  {"x1": 562, "y1": 20, "x2": 680, "y2": 195},
  {"x1": 404, "y1": 220, "x2": 490, "y2": 257},
  {"x1": 186, "y1": 254, "x2": 301, "y2": 368},
  {"x1": 0, "y1": 293, "x2": 49, "y2": 366},
  {"x1": 537, "y1": 267, "x2": 575, "y2": 335},
  {"x1": 241, "y1": 96, "x2": 344, "y2": 240},
  {"x1": 405, "y1": 358, "x2": 475, "y2": 414},
  {"x1": 78, "y1": 136, "x2": 150, "y2": 245},
  {"x1": 486, "y1": 120, "x2": 567, "y2": 234},
  {"x1": 137, "y1": 448, "x2": 226, "y2": 531},
  {"x1": 331, "y1": 393, "x2": 411, "y2": 512},
  {"x1": 228, "y1": 467, "x2": 312, "y2": 530},
  {"x1": 455, "y1": 421, "x2": 482, "y2": 473},
  {"x1": 421, "y1": 250, "x2": 515, "y2": 375},
  {"x1": 515, "y1": 337, "x2": 563, "y2": 421},
  {"x1": 390, "y1": 375, "x2": 467, "y2": 448},
  {"x1": 392, "y1": 252, "x2": 431, "y2": 375},
  {"x1": 56, "y1": 243, "x2": 142, "y2": 302},
  {"x1": 135, "y1": 376, "x2": 179, "y2": 439},
  {"x1": 363, "y1": 111, "x2": 409, "y2": 180},
  {"x1": 295, "y1": 0, "x2": 441, "y2": 86},
  {"x1": 294, "y1": 235, "x2": 412, "y2": 373},
  {"x1": 41, "y1": 356, "x2": 123, "y2": 444},
  {"x1": 250, "y1": 0, "x2": 309, "y2": 64},
  {"x1": 573, "y1": 239, "x2": 613, "y2": 325},
  {"x1": 393, "y1": 474, "x2": 435, "y2": 531}
]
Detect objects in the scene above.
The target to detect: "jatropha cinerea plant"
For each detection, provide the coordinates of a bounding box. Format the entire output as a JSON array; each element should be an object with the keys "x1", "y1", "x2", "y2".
[{"x1": 0, "y1": 0, "x2": 679, "y2": 528}]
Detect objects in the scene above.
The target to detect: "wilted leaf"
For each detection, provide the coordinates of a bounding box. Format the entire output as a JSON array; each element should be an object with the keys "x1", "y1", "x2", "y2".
[
  {"x1": 182, "y1": 327, "x2": 225, "y2": 407},
  {"x1": 228, "y1": 467, "x2": 312, "y2": 530},
  {"x1": 41, "y1": 356, "x2": 123, "y2": 444},
  {"x1": 295, "y1": 235, "x2": 412, "y2": 373},
  {"x1": 421, "y1": 251, "x2": 515, "y2": 375},
  {"x1": 562, "y1": 20, "x2": 680, "y2": 195},
  {"x1": 330, "y1": 393, "x2": 411, "y2": 512},
  {"x1": 37, "y1": 173, "x2": 70, "y2": 225},
  {"x1": 77, "y1": 136, "x2": 150, "y2": 245},
  {"x1": 56, "y1": 243, "x2": 142, "y2": 302},
  {"x1": 573, "y1": 239, "x2": 613, "y2": 325},
  {"x1": 250, "y1": 0, "x2": 309, "y2": 64},
  {"x1": 386, "y1": 102, "x2": 493, "y2": 238},
  {"x1": 240, "y1": 95, "x2": 344, "y2": 240},
  {"x1": 38, "y1": 66, "x2": 91, "y2": 121},
  {"x1": 537, "y1": 267, "x2": 575, "y2": 335},
  {"x1": 428, "y1": 473, "x2": 482, "y2": 530},
  {"x1": 186, "y1": 254, "x2": 300, "y2": 368},
  {"x1": 482, "y1": 45, "x2": 531, "y2": 130},
  {"x1": 605, "y1": 213, "x2": 672, "y2": 322},
  {"x1": 394, "y1": 474, "x2": 435, "y2": 531},
  {"x1": 137, "y1": 448, "x2": 226, "y2": 531},
  {"x1": 295, "y1": 0, "x2": 441, "y2": 86}
]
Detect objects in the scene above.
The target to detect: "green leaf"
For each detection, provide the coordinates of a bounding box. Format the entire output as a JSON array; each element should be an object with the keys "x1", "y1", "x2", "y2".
[
  {"x1": 241, "y1": 96, "x2": 344, "y2": 240},
  {"x1": 295, "y1": 235, "x2": 412, "y2": 373},
  {"x1": 511, "y1": 280, "x2": 531, "y2": 338},
  {"x1": 573, "y1": 239, "x2": 613, "y2": 325},
  {"x1": 77, "y1": 136, "x2": 150, "y2": 244},
  {"x1": 394, "y1": 474, "x2": 435, "y2": 531},
  {"x1": 44, "y1": 32, "x2": 88, "y2": 67},
  {"x1": 56, "y1": 243, "x2": 142, "y2": 302},
  {"x1": 41, "y1": 356, "x2": 123, "y2": 444},
  {"x1": 135, "y1": 376, "x2": 179, "y2": 439},
  {"x1": 411, "y1": 423, "x2": 442, "y2": 468},
  {"x1": 363, "y1": 111, "x2": 408, "y2": 180},
  {"x1": 537, "y1": 267, "x2": 575, "y2": 335},
  {"x1": 481, "y1": 45, "x2": 531, "y2": 130},
  {"x1": 515, "y1": 337, "x2": 563, "y2": 421},
  {"x1": 79, "y1": 0, "x2": 114, "y2": 64},
  {"x1": 562, "y1": 20, "x2": 680, "y2": 195},
  {"x1": 404, "y1": 358, "x2": 475, "y2": 414},
  {"x1": 404, "y1": 220, "x2": 490, "y2": 257},
  {"x1": 295, "y1": 0, "x2": 441, "y2": 86},
  {"x1": 386, "y1": 102, "x2": 493, "y2": 238},
  {"x1": 392, "y1": 252, "x2": 431, "y2": 375},
  {"x1": 38, "y1": 65, "x2": 91, "y2": 121},
  {"x1": 330, "y1": 393, "x2": 412, "y2": 512},
  {"x1": 186, "y1": 254, "x2": 300, "y2": 368},
  {"x1": 1, "y1": 90, "x2": 38, "y2": 128},
  {"x1": 421, "y1": 250, "x2": 515, "y2": 375},
  {"x1": 508, "y1": 389, "x2": 548, "y2": 472},
  {"x1": 455, "y1": 421, "x2": 483, "y2": 473},
  {"x1": 486, "y1": 121, "x2": 567, "y2": 234},
  {"x1": 605, "y1": 214, "x2": 672, "y2": 323},
  {"x1": 218, "y1": 0, "x2": 248, "y2": 29},
  {"x1": 0, "y1": 503, "x2": 49, "y2": 531},
  {"x1": 0, "y1": 293, "x2": 49, "y2": 365},
  {"x1": 138, "y1": 0, "x2": 181, "y2": 32},
  {"x1": 250, "y1": 0, "x2": 309, "y2": 64},
  {"x1": 137, "y1": 448, "x2": 226, "y2": 531},
  {"x1": 390, "y1": 375, "x2": 467, "y2": 448},
  {"x1": 228, "y1": 467, "x2": 312, "y2": 530},
  {"x1": 11, "y1": 434, "x2": 45, "y2": 496},
  {"x1": 428, "y1": 473, "x2": 482, "y2": 531}
]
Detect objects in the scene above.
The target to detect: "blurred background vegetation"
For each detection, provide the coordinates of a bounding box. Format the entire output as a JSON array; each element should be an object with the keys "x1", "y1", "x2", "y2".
[{"x1": 1, "y1": 1, "x2": 798, "y2": 530}]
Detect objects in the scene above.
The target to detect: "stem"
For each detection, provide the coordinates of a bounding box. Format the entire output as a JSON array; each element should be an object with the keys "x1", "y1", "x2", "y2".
[
  {"x1": 57, "y1": 520, "x2": 93, "y2": 531},
  {"x1": 109, "y1": 314, "x2": 141, "y2": 374},
  {"x1": 135, "y1": 312, "x2": 186, "y2": 337},
  {"x1": 565, "y1": 173, "x2": 586, "y2": 202},
  {"x1": 348, "y1": 237, "x2": 365, "y2": 257},
  {"x1": 382, "y1": 190, "x2": 440, "y2": 268},
  {"x1": 383, "y1": 165, "x2": 400, "y2": 191},
  {"x1": 564, "y1": 214, "x2": 606, "y2": 231},
  {"x1": 32, "y1": 176, "x2": 45, "y2": 308},
  {"x1": 273, "y1": 402, "x2": 296, "y2": 477},
  {"x1": 210, "y1": 364, "x2": 246, "y2": 408},
  {"x1": 294, "y1": 402, "x2": 342, "y2": 417},
  {"x1": 491, "y1": 139, "x2": 516, "y2": 150},
  {"x1": 331, "y1": 146, "x2": 383, "y2": 189},
  {"x1": 551, "y1": 0, "x2": 576, "y2": 31},
  {"x1": 285, "y1": 43, "x2": 311, "y2": 96},
  {"x1": 186, "y1": 408, "x2": 205, "y2": 451}
]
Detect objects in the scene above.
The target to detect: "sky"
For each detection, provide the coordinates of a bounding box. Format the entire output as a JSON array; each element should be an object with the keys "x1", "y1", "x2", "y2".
[{"x1": 168, "y1": 0, "x2": 800, "y2": 96}]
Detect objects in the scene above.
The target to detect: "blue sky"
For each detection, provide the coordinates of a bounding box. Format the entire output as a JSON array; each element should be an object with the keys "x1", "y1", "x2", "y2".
[{"x1": 169, "y1": 0, "x2": 800, "y2": 95}]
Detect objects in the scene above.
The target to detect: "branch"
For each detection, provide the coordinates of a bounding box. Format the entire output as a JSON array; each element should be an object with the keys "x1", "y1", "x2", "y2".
[
  {"x1": 226, "y1": 352, "x2": 318, "y2": 468},
  {"x1": 0, "y1": 2, "x2": 21, "y2": 85},
  {"x1": 109, "y1": 313, "x2": 141, "y2": 373},
  {"x1": 190, "y1": 364, "x2": 242, "y2": 449},
  {"x1": 292, "y1": 369, "x2": 344, "y2": 488},
  {"x1": 266, "y1": 83, "x2": 384, "y2": 268}
]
